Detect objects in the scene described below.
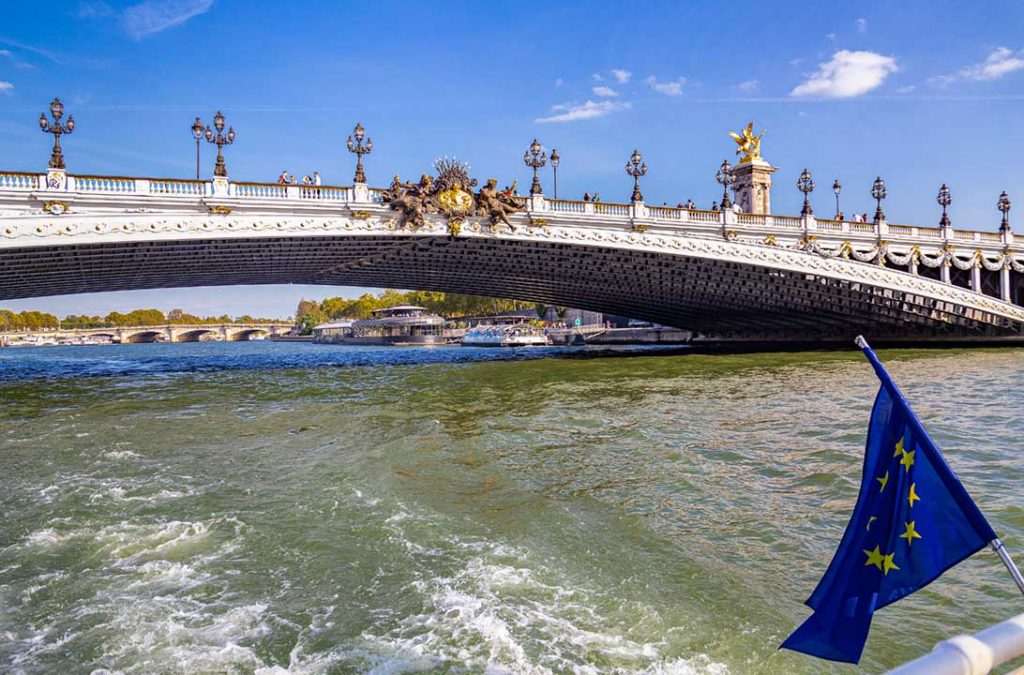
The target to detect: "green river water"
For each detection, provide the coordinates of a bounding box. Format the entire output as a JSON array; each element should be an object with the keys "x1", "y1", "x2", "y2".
[{"x1": 0, "y1": 344, "x2": 1022, "y2": 673}]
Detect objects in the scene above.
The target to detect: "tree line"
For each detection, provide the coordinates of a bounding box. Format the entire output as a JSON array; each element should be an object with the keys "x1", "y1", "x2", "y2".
[
  {"x1": 0, "y1": 308, "x2": 286, "y2": 331},
  {"x1": 294, "y1": 291, "x2": 545, "y2": 334}
]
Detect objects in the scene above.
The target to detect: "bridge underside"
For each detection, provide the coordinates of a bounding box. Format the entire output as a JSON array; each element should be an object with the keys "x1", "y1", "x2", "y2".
[{"x1": 2, "y1": 235, "x2": 1020, "y2": 342}]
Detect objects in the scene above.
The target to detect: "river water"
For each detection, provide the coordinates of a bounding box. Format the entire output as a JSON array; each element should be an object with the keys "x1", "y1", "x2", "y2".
[{"x1": 0, "y1": 342, "x2": 1021, "y2": 674}]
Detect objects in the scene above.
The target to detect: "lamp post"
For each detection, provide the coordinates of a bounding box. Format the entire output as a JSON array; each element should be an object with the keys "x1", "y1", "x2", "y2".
[
  {"x1": 625, "y1": 149, "x2": 647, "y2": 202},
  {"x1": 550, "y1": 148, "x2": 560, "y2": 199},
  {"x1": 937, "y1": 183, "x2": 952, "y2": 227},
  {"x1": 523, "y1": 138, "x2": 547, "y2": 195},
  {"x1": 346, "y1": 123, "x2": 373, "y2": 184},
  {"x1": 716, "y1": 159, "x2": 734, "y2": 210},
  {"x1": 998, "y1": 191, "x2": 1011, "y2": 233},
  {"x1": 191, "y1": 116, "x2": 204, "y2": 180},
  {"x1": 871, "y1": 176, "x2": 888, "y2": 224},
  {"x1": 832, "y1": 179, "x2": 842, "y2": 219},
  {"x1": 797, "y1": 168, "x2": 815, "y2": 216},
  {"x1": 38, "y1": 97, "x2": 75, "y2": 170},
  {"x1": 203, "y1": 111, "x2": 235, "y2": 178}
]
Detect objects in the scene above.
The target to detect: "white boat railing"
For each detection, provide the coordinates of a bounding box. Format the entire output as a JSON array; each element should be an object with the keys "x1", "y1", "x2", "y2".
[{"x1": 887, "y1": 613, "x2": 1024, "y2": 675}]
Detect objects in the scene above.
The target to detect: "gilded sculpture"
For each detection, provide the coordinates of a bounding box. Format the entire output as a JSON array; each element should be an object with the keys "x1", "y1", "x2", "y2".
[
  {"x1": 380, "y1": 158, "x2": 522, "y2": 233},
  {"x1": 728, "y1": 122, "x2": 765, "y2": 163},
  {"x1": 476, "y1": 179, "x2": 521, "y2": 231}
]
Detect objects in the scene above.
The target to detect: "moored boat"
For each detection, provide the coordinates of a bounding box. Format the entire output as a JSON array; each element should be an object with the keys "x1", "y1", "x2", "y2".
[{"x1": 461, "y1": 323, "x2": 549, "y2": 347}]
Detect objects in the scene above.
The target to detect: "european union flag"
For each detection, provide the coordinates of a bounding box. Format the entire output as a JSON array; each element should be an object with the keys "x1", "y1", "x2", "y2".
[{"x1": 781, "y1": 338, "x2": 997, "y2": 664}]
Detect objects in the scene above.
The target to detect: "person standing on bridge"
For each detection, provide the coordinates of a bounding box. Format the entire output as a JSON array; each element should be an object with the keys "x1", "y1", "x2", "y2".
[{"x1": 277, "y1": 170, "x2": 289, "y2": 185}]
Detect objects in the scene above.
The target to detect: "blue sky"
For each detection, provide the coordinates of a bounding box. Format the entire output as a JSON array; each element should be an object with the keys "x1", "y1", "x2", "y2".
[{"x1": 2, "y1": 0, "x2": 1023, "y2": 318}]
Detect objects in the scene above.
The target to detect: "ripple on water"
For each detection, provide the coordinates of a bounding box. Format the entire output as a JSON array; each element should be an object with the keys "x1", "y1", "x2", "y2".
[{"x1": 1, "y1": 345, "x2": 1023, "y2": 673}]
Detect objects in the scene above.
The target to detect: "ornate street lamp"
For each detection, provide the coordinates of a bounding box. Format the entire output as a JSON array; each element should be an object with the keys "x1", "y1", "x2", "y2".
[
  {"x1": 998, "y1": 191, "x2": 1011, "y2": 232},
  {"x1": 937, "y1": 183, "x2": 952, "y2": 227},
  {"x1": 204, "y1": 111, "x2": 235, "y2": 178},
  {"x1": 625, "y1": 149, "x2": 647, "y2": 202},
  {"x1": 871, "y1": 176, "x2": 888, "y2": 224},
  {"x1": 191, "y1": 116, "x2": 205, "y2": 180},
  {"x1": 550, "y1": 148, "x2": 560, "y2": 199},
  {"x1": 38, "y1": 97, "x2": 75, "y2": 170},
  {"x1": 346, "y1": 122, "x2": 373, "y2": 184},
  {"x1": 716, "y1": 159, "x2": 734, "y2": 210},
  {"x1": 523, "y1": 138, "x2": 547, "y2": 195},
  {"x1": 797, "y1": 168, "x2": 815, "y2": 216},
  {"x1": 832, "y1": 179, "x2": 842, "y2": 219}
]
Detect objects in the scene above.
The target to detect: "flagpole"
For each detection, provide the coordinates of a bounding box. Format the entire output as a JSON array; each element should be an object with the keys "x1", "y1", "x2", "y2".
[
  {"x1": 853, "y1": 337, "x2": 1024, "y2": 599},
  {"x1": 990, "y1": 539, "x2": 1024, "y2": 597}
]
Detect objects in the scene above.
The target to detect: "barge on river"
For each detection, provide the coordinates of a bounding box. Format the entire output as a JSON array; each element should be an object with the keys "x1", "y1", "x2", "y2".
[{"x1": 342, "y1": 306, "x2": 446, "y2": 346}]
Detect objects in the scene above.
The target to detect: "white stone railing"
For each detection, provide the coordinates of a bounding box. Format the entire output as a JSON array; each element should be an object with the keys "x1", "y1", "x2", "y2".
[{"x1": 0, "y1": 169, "x2": 1015, "y2": 251}]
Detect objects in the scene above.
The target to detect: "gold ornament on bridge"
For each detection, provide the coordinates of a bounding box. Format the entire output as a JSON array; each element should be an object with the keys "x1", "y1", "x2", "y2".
[
  {"x1": 42, "y1": 200, "x2": 70, "y2": 215},
  {"x1": 208, "y1": 205, "x2": 232, "y2": 215},
  {"x1": 379, "y1": 158, "x2": 522, "y2": 234},
  {"x1": 728, "y1": 122, "x2": 766, "y2": 164}
]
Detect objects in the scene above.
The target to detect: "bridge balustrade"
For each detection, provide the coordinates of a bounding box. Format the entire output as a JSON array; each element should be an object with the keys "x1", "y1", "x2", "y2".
[
  {"x1": 75, "y1": 175, "x2": 138, "y2": 193},
  {"x1": 647, "y1": 205, "x2": 684, "y2": 220},
  {"x1": 595, "y1": 203, "x2": 630, "y2": 216},
  {"x1": 771, "y1": 215, "x2": 802, "y2": 229},
  {"x1": 150, "y1": 179, "x2": 209, "y2": 196},
  {"x1": 0, "y1": 173, "x2": 40, "y2": 190},
  {"x1": 547, "y1": 199, "x2": 587, "y2": 214}
]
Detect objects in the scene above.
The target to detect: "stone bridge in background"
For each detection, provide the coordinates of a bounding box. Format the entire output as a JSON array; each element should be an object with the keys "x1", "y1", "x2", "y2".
[
  {"x1": 2, "y1": 169, "x2": 1024, "y2": 345},
  {"x1": 0, "y1": 322, "x2": 292, "y2": 343}
]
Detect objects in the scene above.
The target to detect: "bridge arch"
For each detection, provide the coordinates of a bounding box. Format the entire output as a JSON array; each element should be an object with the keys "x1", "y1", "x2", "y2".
[
  {"x1": 122, "y1": 329, "x2": 166, "y2": 344},
  {"x1": 227, "y1": 328, "x2": 270, "y2": 341},
  {"x1": 2, "y1": 179, "x2": 1024, "y2": 344},
  {"x1": 174, "y1": 328, "x2": 219, "y2": 342},
  {"x1": 2, "y1": 218, "x2": 1022, "y2": 343}
]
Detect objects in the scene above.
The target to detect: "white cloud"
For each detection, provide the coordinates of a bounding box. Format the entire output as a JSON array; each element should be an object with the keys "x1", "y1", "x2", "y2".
[
  {"x1": 554, "y1": 78, "x2": 563, "y2": 88},
  {"x1": 0, "y1": 82, "x2": 13, "y2": 94},
  {"x1": 645, "y1": 75, "x2": 687, "y2": 96},
  {"x1": 961, "y1": 47, "x2": 1024, "y2": 81},
  {"x1": 611, "y1": 68, "x2": 632, "y2": 84},
  {"x1": 0, "y1": 49, "x2": 10, "y2": 58},
  {"x1": 790, "y1": 50, "x2": 898, "y2": 98},
  {"x1": 856, "y1": 17, "x2": 868, "y2": 32},
  {"x1": 895, "y1": 84, "x2": 916, "y2": 93},
  {"x1": 591, "y1": 72, "x2": 603, "y2": 82},
  {"x1": 789, "y1": 58, "x2": 804, "y2": 67},
  {"x1": 76, "y1": 1, "x2": 115, "y2": 18},
  {"x1": 122, "y1": 0, "x2": 214, "y2": 39},
  {"x1": 826, "y1": 32, "x2": 837, "y2": 41},
  {"x1": 592, "y1": 85, "x2": 618, "y2": 97},
  {"x1": 535, "y1": 100, "x2": 631, "y2": 123},
  {"x1": 736, "y1": 79, "x2": 759, "y2": 91}
]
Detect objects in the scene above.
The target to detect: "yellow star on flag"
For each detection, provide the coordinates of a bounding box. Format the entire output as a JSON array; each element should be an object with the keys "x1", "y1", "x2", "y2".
[
  {"x1": 882, "y1": 552, "x2": 900, "y2": 575},
  {"x1": 899, "y1": 448, "x2": 915, "y2": 472},
  {"x1": 863, "y1": 545, "x2": 885, "y2": 571},
  {"x1": 894, "y1": 436, "x2": 905, "y2": 458},
  {"x1": 876, "y1": 470, "x2": 889, "y2": 493},
  {"x1": 866, "y1": 516, "x2": 877, "y2": 531},
  {"x1": 900, "y1": 521, "x2": 922, "y2": 546},
  {"x1": 908, "y1": 483, "x2": 920, "y2": 508}
]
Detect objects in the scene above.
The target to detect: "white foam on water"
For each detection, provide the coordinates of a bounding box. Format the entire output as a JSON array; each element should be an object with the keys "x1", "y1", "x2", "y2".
[
  {"x1": 356, "y1": 514, "x2": 732, "y2": 674},
  {"x1": 101, "y1": 449, "x2": 139, "y2": 460}
]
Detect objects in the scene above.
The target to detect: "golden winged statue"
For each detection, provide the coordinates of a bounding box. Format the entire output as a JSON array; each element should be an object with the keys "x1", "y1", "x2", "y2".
[{"x1": 728, "y1": 122, "x2": 765, "y2": 163}]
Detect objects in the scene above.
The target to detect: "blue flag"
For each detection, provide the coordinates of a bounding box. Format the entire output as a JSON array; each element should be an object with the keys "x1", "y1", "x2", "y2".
[{"x1": 780, "y1": 339, "x2": 997, "y2": 664}]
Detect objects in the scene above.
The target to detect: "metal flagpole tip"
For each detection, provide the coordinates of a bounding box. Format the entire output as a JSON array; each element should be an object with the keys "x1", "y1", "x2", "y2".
[{"x1": 854, "y1": 335, "x2": 868, "y2": 349}]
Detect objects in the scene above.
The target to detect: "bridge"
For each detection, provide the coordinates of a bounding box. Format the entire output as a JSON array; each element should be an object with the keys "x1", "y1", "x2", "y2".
[
  {"x1": 0, "y1": 322, "x2": 292, "y2": 344},
  {"x1": 2, "y1": 162, "x2": 1023, "y2": 344}
]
